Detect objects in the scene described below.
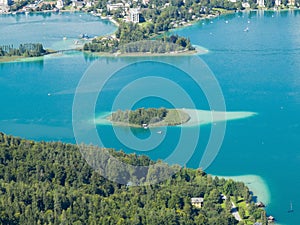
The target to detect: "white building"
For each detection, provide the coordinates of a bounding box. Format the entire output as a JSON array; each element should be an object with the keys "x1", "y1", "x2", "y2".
[
  {"x1": 0, "y1": 0, "x2": 10, "y2": 12},
  {"x1": 142, "y1": 0, "x2": 150, "y2": 5},
  {"x1": 242, "y1": 2, "x2": 250, "y2": 7},
  {"x1": 257, "y1": 0, "x2": 265, "y2": 7},
  {"x1": 85, "y1": 1, "x2": 92, "y2": 7},
  {"x1": 191, "y1": 198, "x2": 204, "y2": 208},
  {"x1": 72, "y1": 0, "x2": 84, "y2": 8},
  {"x1": 56, "y1": 0, "x2": 64, "y2": 9},
  {"x1": 129, "y1": 8, "x2": 140, "y2": 23},
  {"x1": 0, "y1": 0, "x2": 9, "y2": 6},
  {"x1": 164, "y1": 2, "x2": 170, "y2": 8},
  {"x1": 107, "y1": 3, "x2": 124, "y2": 11},
  {"x1": 275, "y1": 0, "x2": 281, "y2": 6}
]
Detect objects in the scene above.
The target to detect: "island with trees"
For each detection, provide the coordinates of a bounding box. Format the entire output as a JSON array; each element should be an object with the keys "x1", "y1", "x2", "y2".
[
  {"x1": 83, "y1": 20, "x2": 196, "y2": 55},
  {"x1": 108, "y1": 107, "x2": 191, "y2": 127},
  {"x1": 0, "y1": 43, "x2": 52, "y2": 62},
  {"x1": 0, "y1": 132, "x2": 270, "y2": 224}
]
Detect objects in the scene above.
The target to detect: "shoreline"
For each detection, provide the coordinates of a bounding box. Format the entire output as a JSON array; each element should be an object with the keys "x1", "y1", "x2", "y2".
[
  {"x1": 0, "y1": 44, "x2": 208, "y2": 64},
  {"x1": 0, "y1": 50, "x2": 84, "y2": 64},
  {"x1": 212, "y1": 174, "x2": 285, "y2": 225},
  {"x1": 0, "y1": 45, "x2": 207, "y2": 63},
  {"x1": 94, "y1": 108, "x2": 257, "y2": 127},
  {"x1": 212, "y1": 174, "x2": 271, "y2": 205},
  {"x1": 0, "y1": 52, "x2": 52, "y2": 63},
  {"x1": 85, "y1": 46, "x2": 207, "y2": 58},
  {"x1": 2, "y1": 8, "x2": 297, "y2": 63},
  {"x1": 106, "y1": 109, "x2": 191, "y2": 128},
  {"x1": 0, "y1": 49, "x2": 68, "y2": 63},
  {"x1": 1, "y1": 5, "x2": 299, "y2": 16}
]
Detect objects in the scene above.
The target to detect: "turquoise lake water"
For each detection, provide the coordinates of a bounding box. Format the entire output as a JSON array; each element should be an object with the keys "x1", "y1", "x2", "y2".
[
  {"x1": 1, "y1": 10, "x2": 300, "y2": 224},
  {"x1": 0, "y1": 12, "x2": 116, "y2": 50}
]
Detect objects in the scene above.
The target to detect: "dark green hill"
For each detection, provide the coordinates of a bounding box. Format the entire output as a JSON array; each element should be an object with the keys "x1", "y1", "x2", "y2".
[{"x1": 0, "y1": 132, "x2": 267, "y2": 225}]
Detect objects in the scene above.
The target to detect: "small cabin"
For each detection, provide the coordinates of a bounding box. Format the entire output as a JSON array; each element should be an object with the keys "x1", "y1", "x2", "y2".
[
  {"x1": 220, "y1": 194, "x2": 227, "y2": 200},
  {"x1": 255, "y1": 201, "x2": 265, "y2": 208},
  {"x1": 267, "y1": 216, "x2": 275, "y2": 222},
  {"x1": 191, "y1": 197, "x2": 204, "y2": 208}
]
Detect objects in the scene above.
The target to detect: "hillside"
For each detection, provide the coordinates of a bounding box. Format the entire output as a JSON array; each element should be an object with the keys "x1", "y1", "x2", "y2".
[{"x1": 0, "y1": 132, "x2": 267, "y2": 225}]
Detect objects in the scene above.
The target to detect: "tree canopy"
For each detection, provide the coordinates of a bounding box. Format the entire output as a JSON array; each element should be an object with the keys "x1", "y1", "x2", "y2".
[
  {"x1": 0, "y1": 132, "x2": 267, "y2": 224},
  {"x1": 0, "y1": 43, "x2": 47, "y2": 57}
]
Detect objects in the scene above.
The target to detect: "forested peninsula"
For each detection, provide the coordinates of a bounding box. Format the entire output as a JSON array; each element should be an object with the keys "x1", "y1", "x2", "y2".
[
  {"x1": 83, "y1": 0, "x2": 245, "y2": 55},
  {"x1": 108, "y1": 108, "x2": 190, "y2": 127},
  {"x1": 0, "y1": 132, "x2": 269, "y2": 224}
]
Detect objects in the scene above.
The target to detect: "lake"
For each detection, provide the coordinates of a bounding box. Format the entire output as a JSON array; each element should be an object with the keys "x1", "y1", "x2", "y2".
[
  {"x1": 0, "y1": 11, "x2": 116, "y2": 50},
  {"x1": 1, "y1": 10, "x2": 300, "y2": 225}
]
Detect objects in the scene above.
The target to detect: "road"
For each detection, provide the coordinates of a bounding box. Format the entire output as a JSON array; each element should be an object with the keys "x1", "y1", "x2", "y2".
[{"x1": 231, "y1": 202, "x2": 242, "y2": 221}]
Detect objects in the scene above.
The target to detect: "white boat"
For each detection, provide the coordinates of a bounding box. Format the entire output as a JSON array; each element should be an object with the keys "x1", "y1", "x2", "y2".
[
  {"x1": 288, "y1": 201, "x2": 294, "y2": 213},
  {"x1": 157, "y1": 131, "x2": 162, "y2": 134},
  {"x1": 63, "y1": 36, "x2": 67, "y2": 40},
  {"x1": 244, "y1": 27, "x2": 249, "y2": 32}
]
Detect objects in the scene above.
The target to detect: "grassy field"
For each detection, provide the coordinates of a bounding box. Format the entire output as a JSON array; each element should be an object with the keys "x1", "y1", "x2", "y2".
[
  {"x1": 0, "y1": 56, "x2": 24, "y2": 63},
  {"x1": 155, "y1": 109, "x2": 190, "y2": 126}
]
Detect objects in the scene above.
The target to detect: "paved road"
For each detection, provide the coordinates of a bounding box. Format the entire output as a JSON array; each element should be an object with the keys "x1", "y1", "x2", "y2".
[{"x1": 231, "y1": 202, "x2": 242, "y2": 221}]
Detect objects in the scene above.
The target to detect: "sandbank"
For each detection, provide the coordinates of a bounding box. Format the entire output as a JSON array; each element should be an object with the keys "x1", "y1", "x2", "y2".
[
  {"x1": 178, "y1": 108, "x2": 256, "y2": 127},
  {"x1": 94, "y1": 108, "x2": 257, "y2": 127}
]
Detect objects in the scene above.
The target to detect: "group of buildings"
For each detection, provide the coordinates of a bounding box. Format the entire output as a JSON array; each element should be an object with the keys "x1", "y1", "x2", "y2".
[
  {"x1": 1, "y1": 0, "x2": 299, "y2": 15},
  {"x1": 255, "y1": 0, "x2": 295, "y2": 7},
  {"x1": 106, "y1": 2, "x2": 142, "y2": 23},
  {"x1": 107, "y1": 0, "x2": 298, "y2": 23},
  {"x1": 55, "y1": 0, "x2": 141, "y2": 23},
  {"x1": 227, "y1": 0, "x2": 296, "y2": 7},
  {"x1": 0, "y1": 0, "x2": 11, "y2": 13},
  {"x1": 56, "y1": 0, "x2": 93, "y2": 10}
]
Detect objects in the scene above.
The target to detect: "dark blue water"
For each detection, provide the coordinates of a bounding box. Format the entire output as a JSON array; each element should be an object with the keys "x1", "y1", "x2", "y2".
[{"x1": 1, "y1": 10, "x2": 300, "y2": 225}]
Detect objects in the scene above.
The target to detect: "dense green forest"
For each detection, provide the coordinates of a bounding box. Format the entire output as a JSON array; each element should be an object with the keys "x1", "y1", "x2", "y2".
[
  {"x1": 110, "y1": 108, "x2": 168, "y2": 125},
  {"x1": 118, "y1": 34, "x2": 195, "y2": 54},
  {"x1": 83, "y1": 22, "x2": 194, "y2": 54},
  {"x1": 109, "y1": 108, "x2": 190, "y2": 126},
  {"x1": 0, "y1": 43, "x2": 47, "y2": 57},
  {"x1": 0, "y1": 132, "x2": 268, "y2": 224}
]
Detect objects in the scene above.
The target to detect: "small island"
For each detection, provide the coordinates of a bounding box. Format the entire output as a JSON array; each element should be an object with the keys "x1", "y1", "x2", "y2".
[
  {"x1": 0, "y1": 43, "x2": 53, "y2": 62},
  {"x1": 108, "y1": 107, "x2": 190, "y2": 127}
]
